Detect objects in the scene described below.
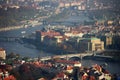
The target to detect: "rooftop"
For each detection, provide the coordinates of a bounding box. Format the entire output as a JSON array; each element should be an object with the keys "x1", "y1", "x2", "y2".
[{"x1": 0, "y1": 48, "x2": 5, "y2": 51}]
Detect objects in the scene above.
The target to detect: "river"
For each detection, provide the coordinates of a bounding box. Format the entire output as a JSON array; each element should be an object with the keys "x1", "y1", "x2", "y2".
[
  {"x1": 0, "y1": 8, "x2": 119, "y2": 77},
  {"x1": 0, "y1": 14, "x2": 87, "y2": 57},
  {"x1": 0, "y1": 25, "x2": 54, "y2": 58},
  {"x1": 0, "y1": 25, "x2": 120, "y2": 75}
]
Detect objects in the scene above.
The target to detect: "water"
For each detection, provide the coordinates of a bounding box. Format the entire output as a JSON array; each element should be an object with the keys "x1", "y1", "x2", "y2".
[
  {"x1": 0, "y1": 26, "x2": 42, "y2": 37},
  {"x1": 0, "y1": 25, "x2": 53, "y2": 58},
  {"x1": 0, "y1": 25, "x2": 120, "y2": 74}
]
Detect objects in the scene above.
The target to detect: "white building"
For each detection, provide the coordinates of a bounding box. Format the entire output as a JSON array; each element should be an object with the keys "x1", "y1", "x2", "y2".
[{"x1": 64, "y1": 31, "x2": 84, "y2": 38}]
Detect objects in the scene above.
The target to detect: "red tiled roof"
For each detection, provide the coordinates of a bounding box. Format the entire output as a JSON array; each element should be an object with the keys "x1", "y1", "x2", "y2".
[
  {"x1": 4, "y1": 75, "x2": 16, "y2": 80},
  {"x1": 0, "y1": 48, "x2": 5, "y2": 51},
  {"x1": 38, "y1": 30, "x2": 61, "y2": 37},
  {"x1": 55, "y1": 60, "x2": 76, "y2": 65}
]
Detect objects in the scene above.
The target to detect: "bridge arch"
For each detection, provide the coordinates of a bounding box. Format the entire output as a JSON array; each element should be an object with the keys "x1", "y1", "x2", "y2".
[{"x1": 69, "y1": 56, "x2": 81, "y2": 61}]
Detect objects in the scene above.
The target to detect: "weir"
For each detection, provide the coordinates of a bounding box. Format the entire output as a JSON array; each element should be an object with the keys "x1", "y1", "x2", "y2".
[{"x1": 0, "y1": 36, "x2": 21, "y2": 42}]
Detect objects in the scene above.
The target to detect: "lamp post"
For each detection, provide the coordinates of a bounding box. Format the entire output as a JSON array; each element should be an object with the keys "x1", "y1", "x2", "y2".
[{"x1": 80, "y1": 55, "x2": 82, "y2": 64}]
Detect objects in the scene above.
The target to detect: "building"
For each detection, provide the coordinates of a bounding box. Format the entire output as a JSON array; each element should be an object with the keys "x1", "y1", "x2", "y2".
[
  {"x1": 64, "y1": 31, "x2": 84, "y2": 38},
  {"x1": 0, "y1": 48, "x2": 6, "y2": 60},
  {"x1": 100, "y1": 36, "x2": 113, "y2": 48},
  {"x1": 79, "y1": 38, "x2": 104, "y2": 52},
  {"x1": 36, "y1": 30, "x2": 62, "y2": 43}
]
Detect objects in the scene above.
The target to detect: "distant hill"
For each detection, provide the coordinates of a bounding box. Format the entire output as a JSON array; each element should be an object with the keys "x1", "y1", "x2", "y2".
[{"x1": 0, "y1": 6, "x2": 38, "y2": 28}]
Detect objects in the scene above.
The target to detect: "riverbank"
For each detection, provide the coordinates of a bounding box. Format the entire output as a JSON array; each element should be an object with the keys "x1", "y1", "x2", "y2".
[
  {"x1": 0, "y1": 25, "x2": 24, "y2": 32},
  {"x1": 0, "y1": 22, "x2": 42, "y2": 32}
]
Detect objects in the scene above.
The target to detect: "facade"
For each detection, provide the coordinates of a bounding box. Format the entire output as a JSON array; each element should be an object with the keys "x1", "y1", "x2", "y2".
[
  {"x1": 43, "y1": 36, "x2": 57, "y2": 45},
  {"x1": 64, "y1": 31, "x2": 84, "y2": 38},
  {"x1": 105, "y1": 36, "x2": 112, "y2": 46},
  {"x1": 79, "y1": 38, "x2": 104, "y2": 52},
  {"x1": 36, "y1": 30, "x2": 63, "y2": 43},
  {"x1": 100, "y1": 36, "x2": 113, "y2": 48},
  {"x1": 0, "y1": 48, "x2": 6, "y2": 60}
]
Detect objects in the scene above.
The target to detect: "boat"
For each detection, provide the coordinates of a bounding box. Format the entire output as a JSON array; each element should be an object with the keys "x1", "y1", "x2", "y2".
[
  {"x1": 24, "y1": 44, "x2": 36, "y2": 49},
  {"x1": 21, "y1": 31, "x2": 26, "y2": 34}
]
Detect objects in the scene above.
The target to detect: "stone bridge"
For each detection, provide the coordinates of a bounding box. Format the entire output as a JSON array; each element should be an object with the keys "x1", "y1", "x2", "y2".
[{"x1": 40, "y1": 53, "x2": 93, "y2": 61}]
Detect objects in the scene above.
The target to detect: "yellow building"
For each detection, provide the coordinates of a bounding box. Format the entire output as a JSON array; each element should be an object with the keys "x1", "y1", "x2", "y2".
[
  {"x1": 0, "y1": 48, "x2": 6, "y2": 60},
  {"x1": 107, "y1": 20, "x2": 113, "y2": 25},
  {"x1": 106, "y1": 36, "x2": 112, "y2": 46},
  {"x1": 100, "y1": 36, "x2": 113, "y2": 48},
  {"x1": 79, "y1": 38, "x2": 104, "y2": 52}
]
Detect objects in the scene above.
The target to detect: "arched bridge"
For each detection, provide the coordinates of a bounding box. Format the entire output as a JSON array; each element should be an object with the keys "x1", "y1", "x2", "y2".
[
  {"x1": 40, "y1": 53, "x2": 93, "y2": 61},
  {"x1": 40, "y1": 53, "x2": 114, "y2": 62}
]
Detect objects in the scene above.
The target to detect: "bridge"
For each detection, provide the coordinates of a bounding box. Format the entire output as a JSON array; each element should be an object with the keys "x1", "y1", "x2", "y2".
[
  {"x1": 40, "y1": 52, "x2": 114, "y2": 62},
  {"x1": 40, "y1": 53, "x2": 93, "y2": 61}
]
